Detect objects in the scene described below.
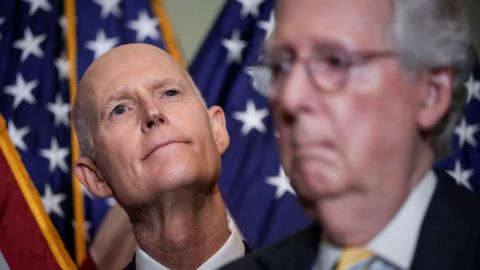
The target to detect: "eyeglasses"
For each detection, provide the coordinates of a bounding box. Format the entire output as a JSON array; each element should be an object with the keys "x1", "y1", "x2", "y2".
[{"x1": 266, "y1": 47, "x2": 396, "y2": 94}]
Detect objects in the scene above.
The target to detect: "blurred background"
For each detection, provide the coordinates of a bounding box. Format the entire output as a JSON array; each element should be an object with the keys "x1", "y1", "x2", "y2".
[{"x1": 164, "y1": 0, "x2": 480, "y2": 63}]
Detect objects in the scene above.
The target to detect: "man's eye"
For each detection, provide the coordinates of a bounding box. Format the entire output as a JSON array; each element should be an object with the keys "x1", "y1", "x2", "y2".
[
  {"x1": 322, "y1": 53, "x2": 350, "y2": 70},
  {"x1": 112, "y1": 105, "x2": 127, "y2": 115},
  {"x1": 268, "y1": 60, "x2": 291, "y2": 79},
  {"x1": 164, "y1": 89, "x2": 178, "y2": 97}
]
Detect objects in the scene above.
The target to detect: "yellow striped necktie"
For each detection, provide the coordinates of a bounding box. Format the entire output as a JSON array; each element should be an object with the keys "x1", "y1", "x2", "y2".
[{"x1": 335, "y1": 246, "x2": 374, "y2": 270}]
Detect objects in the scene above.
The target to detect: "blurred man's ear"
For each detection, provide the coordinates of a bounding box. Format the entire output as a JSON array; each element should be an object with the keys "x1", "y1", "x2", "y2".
[
  {"x1": 208, "y1": 105, "x2": 230, "y2": 154},
  {"x1": 417, "y1": 68, "x2": 453, "y2": 131},
  {"x1": 74, "y1": 157, "x2": 113, "y2": 197}
]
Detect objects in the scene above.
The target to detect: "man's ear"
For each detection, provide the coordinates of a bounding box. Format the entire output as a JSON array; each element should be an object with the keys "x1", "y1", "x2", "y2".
[
  {"x1": 74, "y1": 157, "x2": 113, "y2": 198},
  {"x1": 417, "y1": 68, "x2": 453, "y2": 131},
  {"x1": 208, "y1": 105, "x2": 230, "y2": 154}
]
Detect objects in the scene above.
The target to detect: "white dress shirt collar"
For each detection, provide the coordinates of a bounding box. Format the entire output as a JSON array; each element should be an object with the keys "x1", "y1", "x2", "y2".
[
  {"x1": 136, "y1": 218, "x2": 245, "y2": 270},
  {"x1": 315, "y1": 170, "x2": 437, "y2": 270},
  {"x1": 368, "y1": 170, "x2": 436, "y2": 269}
]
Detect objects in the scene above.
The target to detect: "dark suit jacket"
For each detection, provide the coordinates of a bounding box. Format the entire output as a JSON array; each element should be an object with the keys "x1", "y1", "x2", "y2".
[
  {"x1": 221, "y1": 170, "x2": 480, "y2": 270},
  {"x1": 123, "y1": 241, "x2": 251, "y2": 270}
]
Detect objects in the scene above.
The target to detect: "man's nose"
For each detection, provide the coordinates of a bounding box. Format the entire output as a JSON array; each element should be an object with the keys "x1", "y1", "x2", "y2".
[
  {"x1": 275, "y1": 63, "x2": 315, "y2": 118},
  {"x1": 141, "y1": 100, "x2": 168, "y2": 132}
]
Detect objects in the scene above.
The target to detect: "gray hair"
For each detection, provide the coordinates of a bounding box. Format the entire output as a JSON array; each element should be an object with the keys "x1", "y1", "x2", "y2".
[{"x1": 390, "y1": 0, "x2": 472, "y2": 159}]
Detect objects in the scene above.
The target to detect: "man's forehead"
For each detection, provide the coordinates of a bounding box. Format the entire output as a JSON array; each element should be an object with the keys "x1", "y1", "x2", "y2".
[
  {"x1": 79, "y1": 44, "x2": 191, "y2": 114},
  {"x1": 87, "y1": 44, "x2": 180, "y2": 75},
  {"x1": 275, "y1": 0, "x2": 393, "y2": 24},
  {"x1": 277, "y1": 0, "x2": 392, "y2": 13},
  {"x1": 83, "y1": 45, "x2": 187, "y2": 90},
  {"x1": 272, "y1": 0, "x2": 393, "y2": 50},
  {"x1": 105, "y1": 78, "x2": 187, "y2": 100}
]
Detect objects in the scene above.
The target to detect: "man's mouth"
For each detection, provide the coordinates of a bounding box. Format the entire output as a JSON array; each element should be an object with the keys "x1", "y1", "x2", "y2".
[{"x1": 142, "y1": 139, "x2": 188, "y2": 160}]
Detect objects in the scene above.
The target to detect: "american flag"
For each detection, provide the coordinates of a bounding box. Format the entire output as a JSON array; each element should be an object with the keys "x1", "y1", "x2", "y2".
[
  {"x1": 0, "y1": 0, "x2": 180, "y2": 264},
  {"x1": 190, "y1": 0, "x2": 480, "y2": 249},
  {"x1": 436, "y1": 53, "x2": 480, "y2": 193}
]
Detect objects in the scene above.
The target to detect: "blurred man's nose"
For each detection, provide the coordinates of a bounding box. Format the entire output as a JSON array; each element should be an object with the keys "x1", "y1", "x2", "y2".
[{"x1": 275, "y1": 63, "x2": 317, "y2": 121}]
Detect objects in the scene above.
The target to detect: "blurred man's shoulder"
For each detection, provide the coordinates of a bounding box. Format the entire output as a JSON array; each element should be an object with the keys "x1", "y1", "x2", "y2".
[
  {"x1": 433, "y1": 169, "x2": 480, "y2": 223},
  {"x1": 221, "y1": 225, "x2": 319, "y2": 270}
]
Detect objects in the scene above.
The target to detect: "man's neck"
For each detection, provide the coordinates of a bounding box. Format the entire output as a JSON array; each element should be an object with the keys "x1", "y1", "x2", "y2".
[
  {"x1": 132, "y1": 186, "x2": 230, "y2": 270},
  {"x1": 316, "y1": 145, "x2": 435, "y2": 247}
]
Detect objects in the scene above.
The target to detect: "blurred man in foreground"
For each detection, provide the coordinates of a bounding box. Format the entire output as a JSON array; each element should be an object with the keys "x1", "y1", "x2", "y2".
[
  {"x1": 223, "y1": 0, "x2": 480, "y2": 269},
  {"x1": 73, "y1": 43, "x2": 246, "y2": 270}
]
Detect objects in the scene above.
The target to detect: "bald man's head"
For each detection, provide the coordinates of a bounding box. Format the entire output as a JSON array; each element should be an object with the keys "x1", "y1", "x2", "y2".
[{"x1": 72, "y1": 44, "x2": 202, "y2": 158}]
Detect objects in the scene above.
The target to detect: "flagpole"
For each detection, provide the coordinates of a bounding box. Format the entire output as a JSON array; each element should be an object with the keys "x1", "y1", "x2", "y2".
[
  {"x1": 0, "y1": 115, "x2": 77, "y2": 270},
  {"x1": 150, "y1": 0, "x2": 186, "y2": 67},
  {"x1": 63, "y1": 0, "x2": 86, "y2": 265}
]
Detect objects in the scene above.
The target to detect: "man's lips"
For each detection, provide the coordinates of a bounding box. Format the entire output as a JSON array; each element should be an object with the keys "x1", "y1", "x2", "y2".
[
  {"x1": 142, "y1": 139, "x2": 189, "y2": 160},
  {"x1": 293, "y1": 141, "x2": 337, "y2": 160}
]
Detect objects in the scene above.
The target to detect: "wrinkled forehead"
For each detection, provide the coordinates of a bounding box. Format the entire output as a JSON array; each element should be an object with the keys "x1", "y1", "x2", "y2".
[
  {"x1": 271, "y1": 0, "x2": 393, "y2": 52},
  {"x1": 81, "y1": 45, "x2": 191, "y2": 105},
  {"x1": 86, "y1": 45, "x2": 186, "y2": 87}
]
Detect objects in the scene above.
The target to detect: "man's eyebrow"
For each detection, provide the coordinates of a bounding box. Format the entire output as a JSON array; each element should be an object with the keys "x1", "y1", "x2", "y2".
[
  {"x1": 99, "y1": 79, "x2": 187, "y2": 120},
  {"x1": 101, "y1": 86, "x2": 130, "y2": 120},
  {"x1": 149, "y1": 78, "x2": 186, "y2": 90},
  {"x1": 267, "y1": 40, "x2": 348, "y2": 57}
]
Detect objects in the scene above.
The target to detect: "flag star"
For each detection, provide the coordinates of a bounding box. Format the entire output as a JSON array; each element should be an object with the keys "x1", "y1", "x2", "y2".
[
  {"x1": 85, "y1": 30, "x2": 119, "y2": 59},
  {"x1": 82, "y1": 185, "x2": 95, "y2": 199},
  {"x1": 47, "y1": 94, "x2": 71, "y2": 127},
  {"x1": 0, "y1": 17, "x2": 5, "y2": 41},
  {"x1": 72, "y1": 220, "x2": 92, "y2": 242},
  {"x1": 55, "y1": 52, "x2": 69, "y2": 80},
  {"x1": 233, "y1": 99, "x2": 268, "y2": 135},
  {"x1": 127, "y1": 10, "x2": 160, "y2": 42},
  {"x1": 236, "y1": 0, "x2": 265, "y2": 18},
  {"x1": 5, "y1": 73, "x2": 38, "y2": 109},
  {"x1": 221, "y1": 30, "x2": 247, "y2": 64},
  {"x1": 93, "y1": 0, "x2": 122, "y2": 19},
  {"x1": 454, "y1": 117, "x2": 479, "y2": 148},
  {"x1": 42, "y1": 183, "x2": 66, "y2": 217},
  {"x1": 245, "y1": 65, "x2": 271, "y2": 97},
  {"x1": 266, "y1": 166, "x2": 296, "y2": 199},
  {"x1": 464, "y1": 74, "x2": 480, "y2": 103},
  {"x1": 8, "y1": 121, "x2": 31, "y2": 151},
  {"x1": 447, "y1": 160, "x2": 473, "y2": 190},
  {"x1": 258, "y1": 11, "x2": 274, "y2": 38},
  {"x1": 58, "y1": 16, "x2": 67, "y2": 35},
  {"x1": 40, "y1": 138, "x2": 70, "y2": 173},
  {"x1": 106, "y1": 197, "x2": 117, "y2": 206},
  {"x1": 13, "y1": 27, "x2": 46, "y2": 62},
  {"x1": 22, "y1": 0, "x2": 52, "y2": 15}
]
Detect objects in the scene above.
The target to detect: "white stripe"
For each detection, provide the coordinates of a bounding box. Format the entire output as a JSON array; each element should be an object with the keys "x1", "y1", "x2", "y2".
[{"x1": 0, "y1": 250, "x2": 11, "y2": 270}]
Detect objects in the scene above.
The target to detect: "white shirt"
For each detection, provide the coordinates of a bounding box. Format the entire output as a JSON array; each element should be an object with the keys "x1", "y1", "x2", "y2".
[
  {"x1": 313, "y1": 170, "x2": 437, "y2": 270},
  {"x1": 136, "y1": 218, "x2": 245, "y2": 270}
]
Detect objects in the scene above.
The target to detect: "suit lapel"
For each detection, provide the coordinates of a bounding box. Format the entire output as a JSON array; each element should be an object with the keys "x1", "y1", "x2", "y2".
[
  {"x1": 411, "y1": 170, "x2": 480, "y2": 269},
  {"x1": 243, "y1": 240, "x2": 252, "y2": 253},
  {"x1": 255, "y1": 225, "x2": 320, "y2": 270}
]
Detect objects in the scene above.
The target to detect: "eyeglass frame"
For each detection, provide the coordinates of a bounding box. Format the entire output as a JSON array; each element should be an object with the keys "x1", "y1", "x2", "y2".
[{"x1": 265, "y1": 46, "x2": 397, "y2": 94}]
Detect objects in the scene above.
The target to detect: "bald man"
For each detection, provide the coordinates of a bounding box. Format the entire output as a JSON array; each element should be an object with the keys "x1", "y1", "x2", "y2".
[{"x1": 72, "y1": 44, "x2": 246, "y2": 270}]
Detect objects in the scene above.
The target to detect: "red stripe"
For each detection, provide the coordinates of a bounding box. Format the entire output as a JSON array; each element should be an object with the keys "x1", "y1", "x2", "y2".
[{"x1": 0, "y1": 150, "x2": 61, "y2": 269}]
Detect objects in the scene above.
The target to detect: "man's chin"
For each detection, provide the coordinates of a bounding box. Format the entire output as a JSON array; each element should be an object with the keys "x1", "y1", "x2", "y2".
[
  {"x1": 292, "y1": 171, "x2": 346, "y2": 199},
  {"x1": 148, "y1": 165, "x2": 218, "y2": 192}
]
